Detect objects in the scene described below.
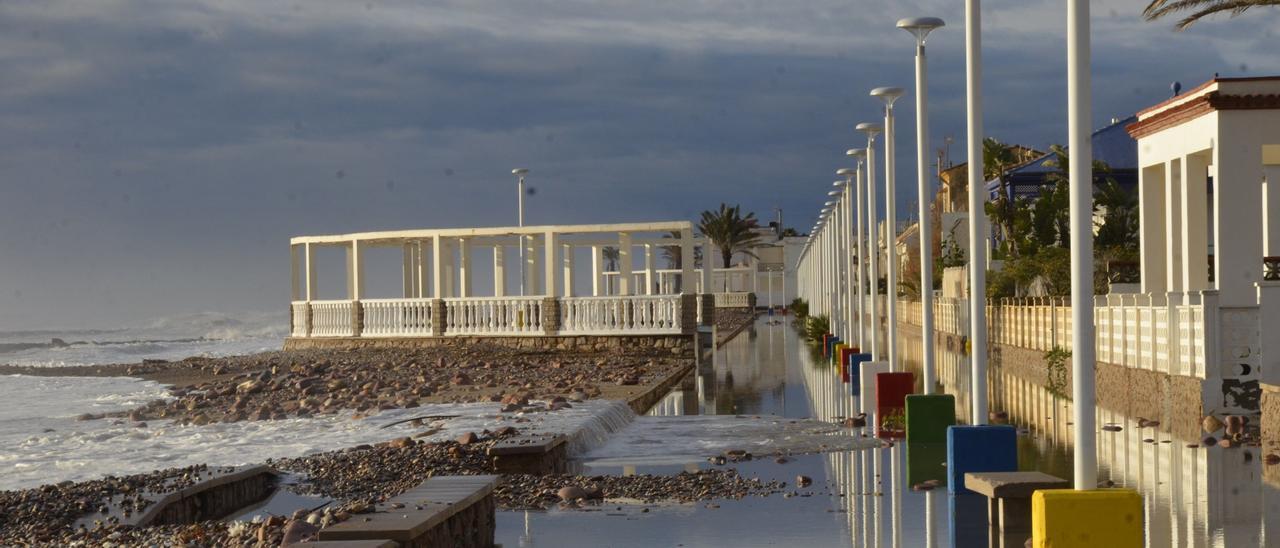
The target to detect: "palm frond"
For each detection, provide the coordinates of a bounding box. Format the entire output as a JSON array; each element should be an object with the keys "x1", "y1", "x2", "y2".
[{"x1": 1144, "y1": 0, "x2": 1278, "y2": 29}]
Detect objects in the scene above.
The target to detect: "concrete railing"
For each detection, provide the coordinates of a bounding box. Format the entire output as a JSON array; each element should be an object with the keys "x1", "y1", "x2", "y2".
[
  {"x1": 290, "y1": 301, "x2": 308, "y2": 337},
  {"x1": 560, "y1": 294, "x2": 682, "y2": 335},
  {"x1": 310, "y1": 300, "x2": 355, "y2": 337},
  {"x1": 901, "y1": 291, "x2": 1216, "y2": 379},
  {"x1": 362, "y1": 298, "x2": 433, "y2": 337},
  {"x1": 714, "y1": 292, "x2": 752, "y2": 308},
  {"x1": 444, "y1": 296, "x2": 543, "y2": 336}
]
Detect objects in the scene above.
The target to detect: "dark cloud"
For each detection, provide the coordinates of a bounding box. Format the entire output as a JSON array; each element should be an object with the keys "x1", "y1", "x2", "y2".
[{"x1": 0, "y1": 0, "x2": 1275, "y2": 328}]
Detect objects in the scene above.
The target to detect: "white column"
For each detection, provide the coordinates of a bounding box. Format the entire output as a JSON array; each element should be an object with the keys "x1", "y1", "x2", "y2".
[
  {"x1": 563, "y1": 244, "x2": 575, "y2": 297},
  {"x1": 530, "y1": 236, "x2": 543, "y2": 295},
  {"x1": 524, "y1": 235, "x2": 536, "y2": 296},
  {"x1": 416, "y1": 241, "x2": 428, "y2": 298},
  {"x1": 291, "y1": 244, "x2": 302, "y2": 301},
  {"x1": 1165, "y1": 159, "x2": 1184, "y2": 292},
  {"x1": 304, "y1": 242, "x2": 315, "y2": 301},
  {"x1": 1265, "y1": 166, "x2": 1280, "y2": 257},
  {"x1": 458, "y1": 238, "x2": 472, "y2": 297},
  {"x1": 883, "y1": 101, "x2": 900, "y2": 371},
  {"x1": 1067, "y1": 0, "x2": 1096, "y2": 490},
  {"x1": 645, "y1": 244, "x2": 655, "y2": 295},
  {"x1": 441, "y1": 239, "x2": 455, "y2": 298},
  {"x1": 681, "y1": 228, "x2": 696, "y2": 295},
  {"x1": 494, "y1": 244, "x2": 507, "y2": 297},
  {"x1": 865, "y1": 130, "x2": 881, "y2": 360},
  {"x1": 619, "y1": 233, "x2": 633, "y2": 295},
  {"x1": 402, "y1": 242, "x2": 414, "y2": 298},
  {"x1": 347, "y1": 240, "x2": 364, "y2": 300},
  {"x1": 701, "y1": 240, "x2": 713, "y2": 294},
  {"x1": 1140, "y1": 163, "x2": 1168, "y2": 294},
  {"x1": 544, "y1": 231, "x2": 558, "y2": 297},
  {"x1": 914, "y1": 37, "x2": 937, "y2": 394},
  {"x1": 432, "y1": 235, "x2": 443, "y2": 299},
  {"x1": 591, "y1": 245, "x2": 603, "y2": 296},
  {"x1": 1181, "y1": 154, "x2": 1210, "y2": 292},
  {"x1": 1215, "y1": 139, "x2": 1266, "y2": 307},
  {"x1": 855, "y1": 163, "x2": 867, "y2": 349}
]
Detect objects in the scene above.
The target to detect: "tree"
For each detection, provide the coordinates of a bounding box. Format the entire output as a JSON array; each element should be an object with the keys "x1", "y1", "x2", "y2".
[
  {"x1": 698, "y1": 203, "x2": 764, "y2": 268},
  {"x1": 983, "y1": 138, "x2": 1021, "y2": 257},
  {"x1": 1144, "y1": 0, "x2": 1279, "y2": 29},
  {"x1": 602, "y1": 246, "x2": 620, "y2": 271},
  {"x1": 660, "y1": 231, "x2": 703, "y2": 269},
  {"x1": 1094, "y1": 180, "x2": 1139, "y2": 251}
]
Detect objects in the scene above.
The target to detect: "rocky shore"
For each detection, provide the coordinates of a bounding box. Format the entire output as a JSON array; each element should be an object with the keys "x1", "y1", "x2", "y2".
[{"x1": 5, "y1": 345, "x2": 688, "y2": 426}]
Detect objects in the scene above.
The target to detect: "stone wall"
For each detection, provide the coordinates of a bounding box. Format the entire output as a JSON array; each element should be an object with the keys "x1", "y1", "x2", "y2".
[{"x1": 285, "y1": 333, "x2": 695, "y2": 358}]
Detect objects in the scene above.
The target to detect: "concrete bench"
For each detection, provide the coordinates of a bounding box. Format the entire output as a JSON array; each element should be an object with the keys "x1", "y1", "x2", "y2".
[
  {"x1": 488, "y1": 433, "x2": 568, "y2": 474},
  {"x1": 317, "y1": 475, "x2": 499, "y2": 548},
  {"x1": 963, "y1": 471, "x2": 1070, "y2": 533},
  {"x1": 74, "y1": 465, "x2": 277, "y2": 529}
]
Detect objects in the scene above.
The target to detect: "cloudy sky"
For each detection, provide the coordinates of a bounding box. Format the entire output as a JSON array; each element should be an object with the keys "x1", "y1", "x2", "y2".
[{"x1": 1, "y1": 0, "x2": 1277, "y2": 330}]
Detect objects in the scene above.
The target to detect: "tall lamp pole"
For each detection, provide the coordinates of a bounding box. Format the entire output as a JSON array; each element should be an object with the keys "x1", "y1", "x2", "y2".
[
  {"x1": 898, "y1": 17, "x2": 944, "y2": 393},
  {"x1": 964, "y1": 0, "x2": 989, "y2": 426},
  {"x1": 856, "y1": 123, "x2": 883, "y2": 360},
  {"x1": 870, "y1": 87, "x2": 904, "y2": 371},
  {"x1": 836, "y1": 169, "x2": 857, "y2": 348},
  {"x1": 512, "y1": 168, "x2": 529, "y2": 296},
  {"x1": 845, "y1": 150, "x2": 868, "y2": 351},
  {"x1": 1067, "y1": 0, "x2": 1096, "y2": 490}
]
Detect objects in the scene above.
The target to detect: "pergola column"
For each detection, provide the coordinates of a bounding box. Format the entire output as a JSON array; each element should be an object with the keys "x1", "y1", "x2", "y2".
[
  {"x1": 1164, "y1": 159, "x2": 1184, "y2": 292},
  {"x1": 1140, "y1": 163, "x2": 1168, "y2": 294},
  {"x1": 680, "y1": 229, "x2": 695, "y2": 294},
  {"x1": 432, "y1": 235, "x2": 443, "y2": 299},
  {"x1": 644, "y1": 244, "x2": 655, "y2": 295},
  {"x1": 415, "y1": 241, "x2": 428, "y2": 298},
  {"x1": 304, "y1": 242, "x2": 316, "y2": 300},
  {"x1": 1214, "y1": 140, "x2": 1265, "y2": 307},
  {"x1": 562, "y1": 244, "x2": 575, "y2": 296},
  {"x1": 618, "y1": 232, "x2": 633, "y2": 295},
  {"x1": 542, "y1": 231, "x2": 559, "y2": 297},
  {"x1": 700, "y1": 239, "x2": 713, "y2": 294},
  {"x1": 1181, "y1": 153, "x2": 1210, "y2": 292},
  {"x1": 493, "y1": 244, "x2": 507, "y2": 297},
  {"x1": 346, "y1": 240, "x2": 364, "y2": 300},
  {"x1": 290, "y1": 244, "x2": 302, "y2": 301},
  {"x1": 402, "y1": 242, "x2": 417, "y2": 298},
  {"x1": 441, "y1": 239, "x2": 456, "y2": 298},
  {"x1": 457, "y1": 238, "x2": 472, "y2": 297},
  {"x1": 591, "y1": 245, "x2": 603, "y2": 296}
]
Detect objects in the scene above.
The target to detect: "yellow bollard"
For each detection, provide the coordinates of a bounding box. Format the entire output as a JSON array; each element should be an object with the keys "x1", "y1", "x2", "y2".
[{"x1": 1031, "y1": 489, "x2": 1143, "y2": 547}]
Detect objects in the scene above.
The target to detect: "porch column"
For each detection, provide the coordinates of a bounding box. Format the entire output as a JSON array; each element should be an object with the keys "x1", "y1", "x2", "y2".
[
  {"x1": 591, "y1": 245, "x2": 603, "y2": 296},
  {"x1": 291, "y1": 244, "x2": 302, "y2": 301},
  {"x1": 1215, "y1": 141, "x2": 1265, "y2": 307},
  {"x1": 1139, "y1": 163, "x2": 1167, "y2": 293},
  {"x1": 701, "y1": 240, "x2": 713, "y2": 294},
  {"x1": 457, "y1": 238, "x2": 472, "y2": 297},
  {"x1": 415, "y1": 241, "x2": 428, "y2": 298},
  {"x1": 544, "y1": 231, "x2": 559, "y2": 297},
  {"x1": 431, "y1": 235, "x2": 443, "y2": 299},
  {"x1": 644, "y1": 244, "x2": 655, "y2": 295},
  {"x1": 346, "y1": 240, "x2": 364, "y2": 300},
  {"x1": 563, "y1": 244, "x2": 575, "y2": 296},
  {"x1": 493, "y1": 244, "x2": 507, "y2": 297},
  {"x1": 619, "y1": 232, "x2": 633, "y2": 295},
  {"x1": 1164, "y1": 159, "x2": 1184, "y2": 292},
  {"x1": 402, "y1": 242, "x2": 416, "y2": 298},
  {"x1": 304, "y1": 242, "x2": 315, "y2": 300},
  {"x1": 524, "y1": 235, "x2": 537, "y2": 295},
  {"x1": 680, "y1": 228, "x2": 695, "y2": 295},
  {"x1": 1264, "y1": 165, "x2": 1280, "y2": 257},
  {"x1": 1181, "y1": 153, "x2": 1210, "y2": 292}
]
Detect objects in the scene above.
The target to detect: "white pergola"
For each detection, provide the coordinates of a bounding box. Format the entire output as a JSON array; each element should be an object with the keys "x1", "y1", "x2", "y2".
[{"x1": 287, "y1": 221, "x2": 754, "y2": 338}]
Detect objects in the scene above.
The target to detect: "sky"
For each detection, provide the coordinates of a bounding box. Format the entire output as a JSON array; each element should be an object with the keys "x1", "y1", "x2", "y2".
[{"x1": 1, "y1": 0, "x2": 1277, "y2": 330}]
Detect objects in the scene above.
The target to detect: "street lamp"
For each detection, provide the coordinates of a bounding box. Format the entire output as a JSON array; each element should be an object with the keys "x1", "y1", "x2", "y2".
[
  {"x1": 835, "y1": 173, "x2": 855, "y2": 347},
  {"x1": 964, "y1": 0, "x2": 990, "y2": 428},
  {"x1": 1067, "y1": 0, "x2": 1096, "y2": 491},
  {"x1": 870, "y1": 86, "x2": 904, "y2": 371},
  {"x1": 844, "y1": 151, "x2": 867, "y2": 351},
  {"x1": 512, "y1": 168, "x2": 530, "y2": 296},
  {"x1": 898, "y1": 16, "x2": 944, "y2": 394},
  {"x1": 855, "y1": 123, "x2": 883, "y2": 360}
]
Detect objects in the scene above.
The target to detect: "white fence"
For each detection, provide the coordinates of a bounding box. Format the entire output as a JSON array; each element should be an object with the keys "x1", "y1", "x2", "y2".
[
  {"x1": 362, "y1": 298, "x2": 433, "y2": 337},
  {"x1": 715, "y1": 292, "x2": 752, "y2": 308},
  {"x1": 560, "y1": 295, "x2": 682, "y2": 335},
  {"x1": 310, "y1": 300, "x2": 355, "y2": 337},
  {"x1": 443, "y1": 297, "x2": 543, "y2": 336},
  {"x1": 900, "y1": 291, "x2": 1217, "y2": 379},
  {"x1": 291, "y1": 301, "x2": 308, "y2": 337}
]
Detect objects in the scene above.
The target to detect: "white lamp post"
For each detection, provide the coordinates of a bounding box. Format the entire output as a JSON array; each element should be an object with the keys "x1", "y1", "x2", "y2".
[
  {"x1": 844, "y1": 150, "x2": 868, "y2": 350},
  {"x1": 512, "y1": 168, "x2": 530, "y2": 296},
  {"x1": 1067, "y1": 0, "x2": 1096, "y2": 490},
  {"x1": 898, "y1": 16, "x2": 944, "y2": 394},
  {"x1": 964, "y1": 0, "x2": 989, "y2": 426},
  {"x1": 870, "y1": 87, "x2": 904, "y2": 371},
  {"x1": 856, "y1": 123, "x2": 883, "y2": 360},
  {"x1": 828, "y1": 190, "x2": 844, "y2": 338},
  {"x1": 836, "y1": 170, "x2": 856, "y2": 348}
]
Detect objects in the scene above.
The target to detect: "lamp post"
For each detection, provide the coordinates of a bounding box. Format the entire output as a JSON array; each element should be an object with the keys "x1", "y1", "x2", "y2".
[
  {"x1": 844, "y1": 150, "x2": 867, "y2": 350},
  {"x1": 870, "y1": 87, "x2": 904, "y2": 371},
  {"x1": 828, "y1": 190, "x2": 845, "y2": 340},
  {"x1": 1067, "y1": 0, "x2": 1096, "y2": 491},
  {"x1": 824, "y1": 200, "x2": 838, "y2": 324},
  {"x1": 512, "y1": 168, "x2": 530, "y2": 296},
  {"x1": 856, "y1": 123, "x2": 883, "y2": 360},
  {"x1": 964, "y1": 0, "x2": 989, "y2": 427},
  {"x1": 898, "y1": 16, "x2": 944, "y2": 394},
  {"x1": 836, "y1": 169, "x2": 857, "y2": 348}
]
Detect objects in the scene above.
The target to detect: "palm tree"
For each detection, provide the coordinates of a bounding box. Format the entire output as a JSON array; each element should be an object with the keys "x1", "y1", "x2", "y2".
[
  {"x1": 698, "y1": 204, "x2": 763, "y2": 268},
  {"x1": 1144, "y1": 0, "x2": 1279, "y2": 29},
  {"x1": 983, "y1": 138, "x2": 1020, "y2": 256},
  {"x1": 601, "y1": 246, "x2": 620, "y2": 271},
  {"x1": 659, "y1": 231, "x2": 702, "y2": 269}
]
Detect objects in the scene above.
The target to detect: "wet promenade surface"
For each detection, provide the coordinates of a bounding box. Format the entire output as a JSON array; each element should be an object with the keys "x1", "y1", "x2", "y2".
[{"x1": 496, "y1": 316, "x2": 1279, "y2": 547}]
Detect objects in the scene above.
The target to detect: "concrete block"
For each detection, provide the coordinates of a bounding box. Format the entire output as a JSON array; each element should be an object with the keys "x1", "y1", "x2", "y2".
[
  {"x1": 947, "y1": 425, "x2": 1017, "y2": 495},
  {"x1": 875, "y1": 372, "x2": 914, "y2": 438},
  {"x1": 1031, "y1": 489, "x2": 1143, "y2": 548},
  {"x1": 906, "y1": 441, "x2": 947, "y2": 485},
  {"x1": 858, "y1": 360, "x2": 890, "y2": 416},
  {"x1": 848, "y1": 353, "x2": 871, "y2": 392},
  {"x1": 905, "y1": 394, "x2": 956, "y2": 444},
  {"x1": 949, "y1": 493, "x2": 990, "y2": 547}
]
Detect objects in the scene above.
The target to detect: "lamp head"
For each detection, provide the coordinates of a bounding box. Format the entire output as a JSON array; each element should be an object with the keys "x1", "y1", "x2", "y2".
[
  {"x1": 836, "y1": 167, "x2": 855, "y2": 177},
  {"x1": 512, "y1": 168, "x2": 529, "y2": 176},
  {"x1": 828, "y1": 190, "x2": 841, "y2": 197},
  {"x1": 870, "y1": 87, "x2": 905, "y2": 107},
  {"x1": 846, "y1": 148, "x2": 867, "y2": 159},
  {"x1": 855, "y1": 122, "x2": 883, "y2": 137},
  {"x1": 897, "y1": 17, "x2": 945, "y2": 43}
]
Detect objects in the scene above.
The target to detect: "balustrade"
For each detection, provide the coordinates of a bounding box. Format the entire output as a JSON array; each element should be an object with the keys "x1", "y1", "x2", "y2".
[
  {"x1": 444, "y1": 297, "x2": 543, "y2": 336},
  {"x1": 560, "y1": 295, "x2": 682, "y2": 335},
  {"x1": 362, "y1": 298, "x2": 433, "y2": 336},
  {"x1": 310, "y1": 300, "x2": 355, "y2": 337}
]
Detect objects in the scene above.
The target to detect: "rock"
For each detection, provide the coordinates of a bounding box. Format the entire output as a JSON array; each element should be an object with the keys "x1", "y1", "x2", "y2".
[
  {"x1": 1218, "y1": 438, "x2": 1235, "y2": 448},
  {"x1": 75, "y1": 413, "x2": 98, "y2": 421},
  {"x1": 450, "y1": 373, "x2": 472, "y2": 386},
  {"x1": 281, "y1": 519, "x2": 320, "y2": 545},
  {"x1": 796, "y1": 475, "x2": 813, "y2": 487},
  {"x1": 842, "y1": 416, "x2": 867, "y2": 428},
  {"x1": 1202, "y1": 436, "x2": 1217, "y2": 446},
  {"x1": 1265, "y1": 454, "x2": 1280, "y2": 465},
  {"x1": 236, "y1": 380, "x2": 262, "y2": 394},
  {"x1": 500, "y1": 403, "x2": 521, "y2": 413},
  {"x1": 557, "y1": 486, "x2": 588, "y2": 501},
  {"x1": 456, "y1": 432, "x2": 479, "y2": 445},
  {"x1": 1202, "y1": 415, "x2": 1224, "y2": 434},
  {"x1": 1101, "y1": 425, "x2": 1123, "y2": 432},
  {"x1": 389, "y1": 437, "x2": 414, "y2": 449}
]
